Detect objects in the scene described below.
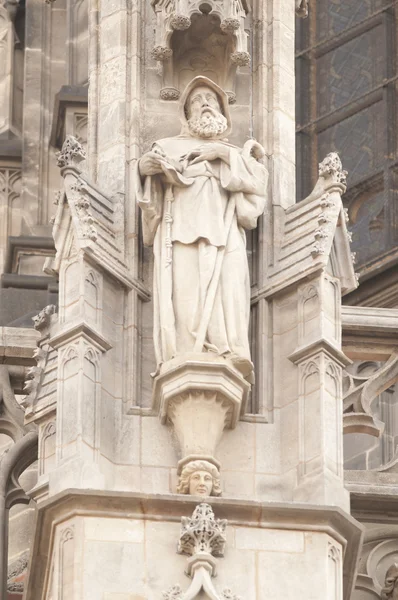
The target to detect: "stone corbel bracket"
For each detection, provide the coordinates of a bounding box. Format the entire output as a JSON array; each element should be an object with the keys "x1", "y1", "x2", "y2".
[
  {"x1": 343, "y1": 352, "x2": 398, "y2": 438},
  {"x1": 163, "y1": 503, "x2": 242, "y2": 600}
]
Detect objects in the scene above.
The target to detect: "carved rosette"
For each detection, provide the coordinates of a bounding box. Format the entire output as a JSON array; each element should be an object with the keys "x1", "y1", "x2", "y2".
[
  {"x1": 178, "y1": 503, "x2": 227, "y2": 558},
  {"x1": 151, "y1": 45, "x2": 173, "y2": 61},
  {"x1": 220, "y1": 17, "x2": 240, "y2": 32},
  {"x1": 160, "y1": 87, "x2": 181, "y2": 101},
  {"x1": 231, "y1": 51, "x2": 251, "y2": 67},
  {"x1": 170, "y1": 13, "x2": 191, "y2": 30}
]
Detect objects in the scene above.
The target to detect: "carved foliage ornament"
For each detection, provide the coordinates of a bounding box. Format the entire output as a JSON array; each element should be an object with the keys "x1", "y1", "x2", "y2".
[
  {"x1": 56, "y1": 135, "x2": 86, "y2": 169},
  {"x1": 163, "y1": 503, "x2": 242, "y2": 600},
  {"x1": 178, "y1": 503, "x2": 227, "y2": 557},
  {"x1": 319, "y1": 152, "x2": 347, "y2": 187}
]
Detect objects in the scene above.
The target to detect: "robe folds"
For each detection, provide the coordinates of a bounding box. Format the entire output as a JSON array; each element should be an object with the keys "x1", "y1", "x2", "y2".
[{"x1": 135, "y1": 136, "x2": 268, "y2": 379}]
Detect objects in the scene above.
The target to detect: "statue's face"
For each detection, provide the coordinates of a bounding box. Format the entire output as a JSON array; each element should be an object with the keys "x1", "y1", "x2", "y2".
[
  {"x1": 187, "y1": 86, "x2": 222, "y2": 120},
  {"x1": 189, "y1": 470, "x2": 213, "y2": 496}
]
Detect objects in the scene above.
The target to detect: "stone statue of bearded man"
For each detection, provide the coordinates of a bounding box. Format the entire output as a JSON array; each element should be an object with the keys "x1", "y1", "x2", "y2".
[{"x1": 135, "y1": 76, "x2": 268, "y2": 382}]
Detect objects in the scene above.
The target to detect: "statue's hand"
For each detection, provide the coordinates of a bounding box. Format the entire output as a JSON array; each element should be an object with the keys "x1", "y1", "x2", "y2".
[
  {"x1": 186, "y1": 143, "x2": 230, "y2": 165},
  {"x1": 138, "y1": 151, "x2": 165, "y2": 177}
]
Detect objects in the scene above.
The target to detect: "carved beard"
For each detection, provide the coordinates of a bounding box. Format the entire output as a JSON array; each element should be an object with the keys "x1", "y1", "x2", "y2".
[{"x1": 187, "y1": 112, "x2": 228, "y2": 139}]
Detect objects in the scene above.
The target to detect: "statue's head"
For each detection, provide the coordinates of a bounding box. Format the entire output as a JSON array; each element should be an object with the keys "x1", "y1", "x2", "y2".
[
  {"x1": 382, "y1": 565, "x2": 398, "y2": 600},
  {"x1": 179, "y1": 76, "x2": 231, "y2": 140},
  {"x1": 176, "y1": 460, "x2": 222, "y2": 497}
]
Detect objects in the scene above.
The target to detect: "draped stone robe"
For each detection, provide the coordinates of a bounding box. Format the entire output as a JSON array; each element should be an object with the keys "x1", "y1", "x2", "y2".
[{"x1": 135, "y1": 136, "x2": 268, "y2": 379}]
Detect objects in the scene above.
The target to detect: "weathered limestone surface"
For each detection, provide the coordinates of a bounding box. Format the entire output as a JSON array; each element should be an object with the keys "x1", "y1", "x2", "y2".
[{"x1": 4, "y1": 0, "x2": 398, "y2": 599}]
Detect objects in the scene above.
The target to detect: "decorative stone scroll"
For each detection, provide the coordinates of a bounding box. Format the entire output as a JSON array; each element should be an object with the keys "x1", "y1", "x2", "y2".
[{"x1": 163, "y1": 503, "x2": 242, "y2": 600}]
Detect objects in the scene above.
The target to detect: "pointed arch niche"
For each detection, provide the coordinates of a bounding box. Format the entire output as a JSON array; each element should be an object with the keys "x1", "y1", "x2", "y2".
[{"x1": 151, "y1": 0, "x2": 250, "y2": 102}]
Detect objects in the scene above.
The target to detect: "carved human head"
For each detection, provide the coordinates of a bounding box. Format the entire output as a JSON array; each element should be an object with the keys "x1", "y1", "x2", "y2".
[
  {"x1": 186, "y1": 85, "x2": 222, "y2": 120},
  {"x1": 177, "y1": 460, "x2": 222, "y2": 497},
  {"x1": 179, "y1": 76, "x2": 231, "y2": 140},
  {"x1": 382, "y1": 565, "x2": 398, "y2": 600}
]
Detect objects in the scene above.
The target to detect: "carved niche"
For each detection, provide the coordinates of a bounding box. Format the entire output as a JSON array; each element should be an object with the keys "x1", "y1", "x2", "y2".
[{"x1": 151, "y1": 0, "x2": 250, "y2": 102}]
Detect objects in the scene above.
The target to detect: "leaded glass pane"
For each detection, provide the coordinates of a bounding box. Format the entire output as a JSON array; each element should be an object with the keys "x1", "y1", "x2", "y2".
[
  {"x1": 347, "y1": 188, "x2": 388, "y2": 267},
  {"x1": 316, "y1": 0, "x2": 387, "y2": 42},
  {"x1": 316, "y1": 26, "x2": 385, "y2": 116},
  {"x1": 317, "y1": 101, "x2": 386, "y2": 185}
]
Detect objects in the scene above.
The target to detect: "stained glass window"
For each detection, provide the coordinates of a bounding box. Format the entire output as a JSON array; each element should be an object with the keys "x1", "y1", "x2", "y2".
[{"x1": 296, "y1": 0, "x2": 398, "y2": 274}]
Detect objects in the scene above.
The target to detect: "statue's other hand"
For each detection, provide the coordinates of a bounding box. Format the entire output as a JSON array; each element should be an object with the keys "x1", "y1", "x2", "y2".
[
  {"x1": 186, "y1": 143, "x2": 229, "y2": 165},
  {"x1": 138, "y1": 151, "x2": 165, "y2": 177}
]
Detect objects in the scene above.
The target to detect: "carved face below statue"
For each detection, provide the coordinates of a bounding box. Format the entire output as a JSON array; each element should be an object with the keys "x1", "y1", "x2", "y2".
[
  {"x1": 177, "y1": 460, "x2": 222, "y2": 497},
  {"x1": 135, "y1": 76, "x2": 268, "y2": 382}
]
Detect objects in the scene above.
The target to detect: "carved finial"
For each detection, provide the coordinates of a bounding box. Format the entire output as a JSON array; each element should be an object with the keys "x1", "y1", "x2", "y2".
[
  {"x1": 56, "y1": 135, "x2": 86, "y2": 169},
  {"x1": 296, "y1": 0, "x2": 308, "y2": 17},
  {"x1": 319, "y1": 152, "x2": 348, "y2": 187},
  {"x1": 178, "y1": 503, "x2": 227, "y2": 558},
  {"x1": 33, "y1": 305, "x2": 56, "y2": 330}
]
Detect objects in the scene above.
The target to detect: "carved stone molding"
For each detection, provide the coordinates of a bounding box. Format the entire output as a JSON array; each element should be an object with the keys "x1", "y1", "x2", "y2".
[{"x1": 178, "y1": 503, "x2": 227, "y2": 557}]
